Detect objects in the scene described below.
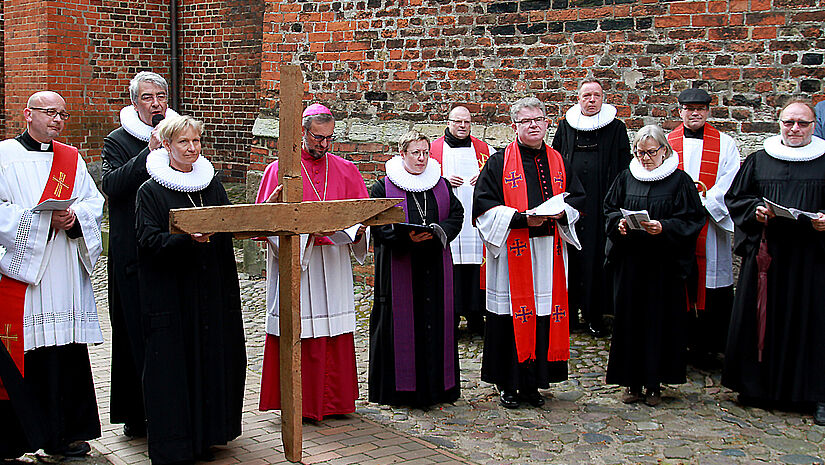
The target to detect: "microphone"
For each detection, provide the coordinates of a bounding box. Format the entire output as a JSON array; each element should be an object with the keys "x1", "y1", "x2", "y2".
[{"x1": 151, "y1": 114, "x2": 165, "y2": 127}]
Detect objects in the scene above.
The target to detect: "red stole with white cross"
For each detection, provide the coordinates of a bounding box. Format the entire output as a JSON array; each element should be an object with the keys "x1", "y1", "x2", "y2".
[
  {"x1": 502, "y1": 141, "x2": 570, "y2": 363},
  {"x1": 668, "y1": 124, "x2": 721, "y2": 311},
  {"x1": 0, "y1": 140, "x2": 78, "y2": 400}
]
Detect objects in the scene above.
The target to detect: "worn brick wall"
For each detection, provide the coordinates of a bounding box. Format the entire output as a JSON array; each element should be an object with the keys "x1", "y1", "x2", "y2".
[
  {"x1": 0, "y1": 1, "x2": 5, "y2": 136},
  {"x1": 2, "y1": 0, "x2": 171, "y2": 172},
  {"x1": 249, "y1": 0, "x2": 825, "y2": 281},
  {"x1": 178, "y1": 0, "x2": 264, "y2": 183}
]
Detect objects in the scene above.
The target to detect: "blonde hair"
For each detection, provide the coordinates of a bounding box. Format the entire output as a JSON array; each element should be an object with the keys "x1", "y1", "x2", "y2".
[
  {"x1": 398, "y1": 130, "x2": 430, "y2": 153},
  {"x1": 156, "y1": 115, "x2": 204, "y2": 142}
]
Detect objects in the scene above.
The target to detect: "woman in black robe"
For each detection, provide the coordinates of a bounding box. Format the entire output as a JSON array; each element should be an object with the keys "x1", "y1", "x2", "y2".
[
  {"x1": 604, "y1": 124, "x2": 704, "y2": 406},
  {"x1": 369, "y1": 130, "x2": 464, "y2": 408},
  {"x1": 135, "y1": 116, "x2": 246, "y2": 464}
]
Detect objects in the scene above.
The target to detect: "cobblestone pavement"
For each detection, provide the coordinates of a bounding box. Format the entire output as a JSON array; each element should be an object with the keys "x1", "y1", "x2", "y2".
[{"x1": 18, "y1": 256, "x2": 825, "y2": 465}]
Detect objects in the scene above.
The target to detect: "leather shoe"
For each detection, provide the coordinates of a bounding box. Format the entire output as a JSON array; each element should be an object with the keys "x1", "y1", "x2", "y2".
[
  {"x1": 644, "y1": 387, "x2": 662, "y2": 407},
  {"x1": 520, "y1": 390, "x2": 545, "y2": 407},
  {"x1": 815, "y1": 402, "x2": 825, "y2": 426},
  {"x1": 45, "y1": 441, "x2": 91, "y2": 457},
  {"x1": 499, "y1": 391, "x2": 519, "y2": 409},
  {"x1": 123, "y1": 421, "x2": 146, "y2": 438},
  {"x1": 622, "y1": 387, "x2": 643, "y2": 404}
]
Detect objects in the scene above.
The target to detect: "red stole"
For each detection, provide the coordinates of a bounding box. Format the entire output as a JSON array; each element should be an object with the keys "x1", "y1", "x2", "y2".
[
  {"x1": 0, "y1": 140, "x2": 78, "y2": 400},
  {"x1": 429, "y1": 135, "x2": 490, "y2": 172},
  {"x1": 502, "y1": 141, "x2": 570, "y2": 363},
  {"x1": 668, "y1": 124, "x2": 721, "y2": 311}
]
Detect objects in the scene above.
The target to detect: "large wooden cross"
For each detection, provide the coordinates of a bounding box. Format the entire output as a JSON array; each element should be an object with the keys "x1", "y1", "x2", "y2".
[{"x1": 168, "y1": 65, "x2": 403, "y2": 462}]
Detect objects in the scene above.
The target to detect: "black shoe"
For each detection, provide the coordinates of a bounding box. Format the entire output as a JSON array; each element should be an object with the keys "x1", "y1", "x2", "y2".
[
  {"x1": 45, "y1": 441, "x2": 91, "y2": 457},
  {"x1": 123, "y1": 421, "x2": 146, "y2": 438},
  {"x1": 499, "y1": 391, "x2": 519, "y2": 409},
  {"x1": 815, "y1": 402, "x2": 825, "y2": 426},
  {"x1": 588, "y1": 324, "x2": 609, "y2": 338},
  {"x1": 520, "y1": 390, "x2": 545, "y2": 407}
]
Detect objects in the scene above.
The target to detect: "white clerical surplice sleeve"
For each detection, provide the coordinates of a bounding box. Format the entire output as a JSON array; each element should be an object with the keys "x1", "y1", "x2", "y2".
[
  {"x1": 70, "y1": 158, "x2": 105, "y2": 275},
  {"x1": 703, "y1": 140, "x2": 739, "y2": 233},
  {"x1": 0, "y1": 179, "x2": 51, "y2": 285},
  {"x1": 557, "y1": 201, "x2": 582, "y2": 251},
  {"x1": 475, "y1": 205, "x2": 517, "y2": 258}
]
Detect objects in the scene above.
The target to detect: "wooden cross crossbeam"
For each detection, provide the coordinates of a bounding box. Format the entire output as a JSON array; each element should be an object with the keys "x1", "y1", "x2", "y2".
[{"x1": 166, "y1": 65, "x2": 402, "y2": 463}]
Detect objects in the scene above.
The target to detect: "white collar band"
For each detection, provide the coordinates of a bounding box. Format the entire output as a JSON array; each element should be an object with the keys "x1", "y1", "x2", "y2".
[
  {"x1": 629, "y1": 153, "x2": 679, "y2": 182},
  {"x1": 385, "y1": 156, "x2": 441, "y2": 192},
  {"x1": 120, "y1": 106, "x2": 180, "y2": 142},
  {"x1": 763, "y1": 135, "x2": 825, "y2": 162},
  {"x1": 146, "y1": 147, "x2": 215, "y2": 193},
  {"x1": 565, "y1": 103, "x2": 617, "y2": 131}
]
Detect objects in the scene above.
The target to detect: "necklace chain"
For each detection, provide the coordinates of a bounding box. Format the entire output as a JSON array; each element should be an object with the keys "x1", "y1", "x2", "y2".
[
  {"x1": 186, "y1": 192, "x2": 204, "y2": 208},
  {"x1": 411, "y1": 191, "x2": 427, "y2": 225},
  {"x1": 301, "y1": 156, "x2": 328, "y2": 201}
]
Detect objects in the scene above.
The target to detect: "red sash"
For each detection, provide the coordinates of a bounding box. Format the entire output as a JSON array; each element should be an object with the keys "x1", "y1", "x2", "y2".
[
  {"x1": 502, "y1": 141, "x2": 570, "y2": 363},
  {"x1": 668, "y1": 124, "x2": 721, "y2": 311},
  {"x1": 429, "y1": 136, "x2": 490, "y2": 172},
  {"x1": 0, "y1": 140, "x2": 77, "y2": 400}
]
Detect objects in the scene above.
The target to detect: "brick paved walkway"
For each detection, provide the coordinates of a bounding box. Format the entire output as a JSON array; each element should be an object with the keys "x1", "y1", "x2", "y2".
[{"x1": 85, "y1": 259, "x2": 473, "y2": 465}]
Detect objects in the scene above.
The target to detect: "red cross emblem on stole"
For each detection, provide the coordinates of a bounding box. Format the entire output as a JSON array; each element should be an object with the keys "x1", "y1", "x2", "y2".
[
  {"x1": 504, "y1": 170, "x2": 523, "y2": 189},
  {"x1": 553, "y1": 171, "x2": 564, "y2": 189},
  {"x1": 509, "y1": 238, "x2": 528, "y2": 256},
  {"x1": 550, "y1": 305, "x2": 566, "y2": 323},
  {"x1": 514, "y1": 305, "x2": 533, "y2": 323}
]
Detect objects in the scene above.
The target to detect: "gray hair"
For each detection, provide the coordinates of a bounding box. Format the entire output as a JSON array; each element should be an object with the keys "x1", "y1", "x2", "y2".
[
  {"x1": 509, "y1": 97, "x2": 546, "y2": 123},
  {"x1": 398, "y1": 129, "x2": 430, "y2": 153},
  {"x1": 129, "y1": 72, "x2": 169, "y2": 104},
  {"x1": 156, "y1": 115, "x2": 204, "y2": 143},
  {"x1": 633, "y1": 125, "x2": 674, "y2": 159},
  {"x1": 302, "y1": 112, "x2": 335, "y2": 130},
  {"x1": 577, "y1": 78, "x2": 604, "y2": 94}
]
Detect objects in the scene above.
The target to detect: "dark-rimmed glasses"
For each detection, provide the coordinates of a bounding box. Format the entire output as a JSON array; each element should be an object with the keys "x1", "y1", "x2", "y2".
[
  {"x1": 29, "y1": 107, "x2": 70, "y2": 120},
  {"x1": 514, "y1": 117, "x2": 547, "y2": 126},
  {"x1": 307, "y1": 129, "x2": 334, "y2": 143},
  {"x1": 780, "y1": 120, "x2": 814, "y2": 129},
  {"x1": 636, "y1": 145, "x2": 663, "y2": 159}
]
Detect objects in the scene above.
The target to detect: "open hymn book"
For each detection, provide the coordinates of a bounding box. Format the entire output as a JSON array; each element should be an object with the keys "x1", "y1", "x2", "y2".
[{"x1": 762, "y1": 197, "x2": 819, "y2": 220}]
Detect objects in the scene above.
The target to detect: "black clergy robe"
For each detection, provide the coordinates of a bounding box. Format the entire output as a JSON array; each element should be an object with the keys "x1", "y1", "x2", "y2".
[
  {"x1": 552, "y1": 119, "x2": 631, "y2": 329},
  {"x1": 723, "y1": 149, "x2": 825, "y2": 404},
  {"x1": 369, "y1": 177, "x2": 463, "y2": 407},
  {"x1": 472, "y1": 142, "x2": 585, "y2": 392},
  {"x1": 136, "y1": 178, "x2": 246, "y2": 465},
  {"x1": 603, "y1": 167, "x2": 704, "y2": 389},
  {"x1": 101, "y1": 126, "x2": 150, "y2": 428}
]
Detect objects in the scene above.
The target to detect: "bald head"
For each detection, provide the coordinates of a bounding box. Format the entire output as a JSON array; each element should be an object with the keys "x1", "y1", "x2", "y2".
[
  {"x1": 779, "y1": 101, "x2": 816, "y2": 148},
  {"x1": 447, "y1": 106, "x2": 472, "y2": 139},
  {"x1": 24, "y1": 91, "x2": 68, "y2": 143}
]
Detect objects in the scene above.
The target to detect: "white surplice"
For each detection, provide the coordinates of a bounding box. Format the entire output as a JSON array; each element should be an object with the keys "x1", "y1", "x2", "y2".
[
  {"x1": 677, "y1": 130, "x2": 740, "y2": 288},
  {"x1": 0, "y1": 139, "x2": 104, "y2": 350},
  {"x1": 475, "y1": 203, "x2": 581, "y2": 316},
  {"x1": 264, "y1": 232, "x2": 369, "y2": 338},
  {"x1": 440, "y1": 142, "x2": 494, "y2": 265}
]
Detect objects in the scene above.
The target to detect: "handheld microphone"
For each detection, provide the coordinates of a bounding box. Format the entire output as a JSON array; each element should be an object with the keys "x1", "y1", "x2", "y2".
[{"x1": 151, "y1": 114, "x2": 165, "y2": 127}]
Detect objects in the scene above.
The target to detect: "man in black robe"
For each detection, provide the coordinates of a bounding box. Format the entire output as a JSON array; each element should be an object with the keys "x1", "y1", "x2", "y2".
[
  {"x1": 101, "y1": 71, "x2": 178, "y2": 437},
  {"x1": 473, "y1": 97, "x2": 584, "y2": 409},
  {"x1": 723, "y1": 101, "x2": 825, "y2": 425},
  {"x1": 552, "y1": 79, "x2": 631, "y2": 337}
]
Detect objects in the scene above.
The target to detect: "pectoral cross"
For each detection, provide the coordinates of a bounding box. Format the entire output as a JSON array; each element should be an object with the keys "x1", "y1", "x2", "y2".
[
  {"x1": 167, "y1": 66, "x2": 403, "y2": 463},
  {"x1": 52, "y1": 172, "x2": 69, "y2": 197},
  {"x1": 0, "y1": 324, "x2": 18, "y2": 351}
]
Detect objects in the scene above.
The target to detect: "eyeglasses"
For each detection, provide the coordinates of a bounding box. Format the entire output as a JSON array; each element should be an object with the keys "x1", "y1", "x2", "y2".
[
  {"x1": 307, "y1": 129, "x2": 334, "y2": 143},
  {"x1": 449, "y1": 119, "x2": 471, "y2": 125},
  {"x1": 514, "y1": 117, "x2": 547, "y2": 126},
  {"x1": 29, "y1": 107, "x2": 70, "y2": 120},
  {"x1": 140, "y1": 93, "x2": 168, "y2": 103},
  {"x1": 681, "y1": 105, "x2": 709, "y2": 113},
  {"x1": 406, "y1": 150, "x2": 429, "y2": 158},
  {"x1": 636, "y1": 145, "x2": 663, "y2": 159},
  {"x1": 780, "y1": 120, "x2": 814, "y2": 129}
]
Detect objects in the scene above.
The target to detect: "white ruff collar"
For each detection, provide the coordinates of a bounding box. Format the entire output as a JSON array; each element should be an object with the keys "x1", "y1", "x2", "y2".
[
  {"x1": 146, "y1": 148, "x2": 215, "y2": 193},
  {"x1": 629, "y1": 153, "x2": 679, "y2": 182},
  {"x1": 385, "y1": 156, "x2": 441, "y2": 192},
  {"x1": 120, "y1": 106, "x2": 180, "y2": 142},
  {"x1": 763, "y1": 135, "x2": 825, "y2": 162},
  {"x1": 565, "y1": 103, "x2": 617, "y2": 131}
]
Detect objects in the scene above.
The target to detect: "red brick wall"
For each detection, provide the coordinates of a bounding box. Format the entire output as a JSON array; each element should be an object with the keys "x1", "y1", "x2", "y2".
[
  {"x1": 178, "y1": 0, "x2": 264, "y2": 182},
  {"x1": 0, "y1": 1, "x2": 5, "y2": 136},
  {"x1": 2, "y1": 0, "x2": 171, "y2": 169}
]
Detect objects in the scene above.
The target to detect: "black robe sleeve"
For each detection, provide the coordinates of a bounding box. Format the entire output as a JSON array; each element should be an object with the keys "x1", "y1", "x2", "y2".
[
  {"x1": 135, "y1": 181, "x2": 193, "y2": 258},
  {"x1": 102, "y1": 130, "x2": 150, "y2": 200},
  {"x1": 370, "y1": 179, "x2": 413, "y2": 248},
  {"x1": 658, "y1": 171, "x2": 706, "y2": 250},
  {"x1": 725, "y1": 151, "x2": 764, "y2": 257}
]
